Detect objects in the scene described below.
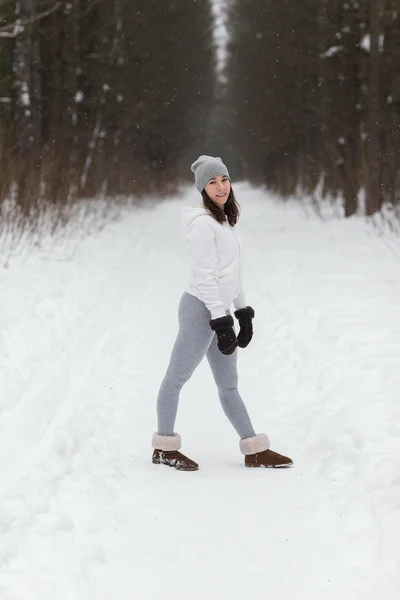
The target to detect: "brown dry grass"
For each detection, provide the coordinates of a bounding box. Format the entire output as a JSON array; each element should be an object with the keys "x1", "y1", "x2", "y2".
[{"x1": 0, "y1": 153, "x2": 184, "y2": 267}]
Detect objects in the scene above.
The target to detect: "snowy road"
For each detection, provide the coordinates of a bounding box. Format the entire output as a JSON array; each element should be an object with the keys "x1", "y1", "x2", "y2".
[{"x1": 1, "y1": 184, "x2": 399, "y2": 599}]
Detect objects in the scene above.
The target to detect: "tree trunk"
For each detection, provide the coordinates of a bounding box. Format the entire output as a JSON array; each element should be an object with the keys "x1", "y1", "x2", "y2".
[
  {"x1": 12, "y1": 0, "x2": 42, "y2": 214},
  {"x1": 366, "y1": 0, "x2": 383, "y2": 215}
]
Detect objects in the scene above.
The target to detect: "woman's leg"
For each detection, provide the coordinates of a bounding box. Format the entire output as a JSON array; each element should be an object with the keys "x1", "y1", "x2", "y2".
[
  {"x1": 156, "y1": 293, "x2": 214, "y2": 436},
  {"x1": 206, "y1": 334, "x2": 256, "y2": 440}
]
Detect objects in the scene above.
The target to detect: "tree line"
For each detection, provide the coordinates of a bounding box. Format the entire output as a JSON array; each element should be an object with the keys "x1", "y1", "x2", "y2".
[
  {"x1": 226, "y1": 0, "x2": 400, "y2": 216},
  {"x1": 0, "y1": 0, "x2": 215, "y2": 214},
  {"x1": 0, "y1": 0, "x2": 399, "y2": 219}
]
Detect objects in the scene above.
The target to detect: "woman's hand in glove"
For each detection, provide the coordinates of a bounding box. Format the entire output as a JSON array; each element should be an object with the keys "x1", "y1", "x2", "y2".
[
  {"x1": 210, "y1": 315, "x2": 238, "y2": 355},
  {"x1": 234, "y1": 306, "x2": 255, "y2": 348}
]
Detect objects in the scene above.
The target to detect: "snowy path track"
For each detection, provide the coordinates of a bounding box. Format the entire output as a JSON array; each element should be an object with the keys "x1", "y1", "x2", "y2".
[
  {"x1": 0, "y1": 185, "x2": 399, "y2": 600},
  {"x1": 0, "y1": 230, "x2": 141, "y2": 497}
]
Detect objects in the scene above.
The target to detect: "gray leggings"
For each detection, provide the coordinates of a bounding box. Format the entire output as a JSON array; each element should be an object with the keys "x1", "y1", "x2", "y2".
[{"x1": 157, "y1": 292, "x2": 256, "y2": 440}]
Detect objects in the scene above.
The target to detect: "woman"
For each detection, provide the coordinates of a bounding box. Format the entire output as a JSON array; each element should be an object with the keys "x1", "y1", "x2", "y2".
[{"x1": 152, "y1": 155, "x2": 293, "y2": 471}]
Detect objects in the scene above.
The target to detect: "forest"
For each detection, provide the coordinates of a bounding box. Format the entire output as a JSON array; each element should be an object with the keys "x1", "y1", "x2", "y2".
[{"x1": 0, "y1": 0, "x2": 399, "y2": 222}]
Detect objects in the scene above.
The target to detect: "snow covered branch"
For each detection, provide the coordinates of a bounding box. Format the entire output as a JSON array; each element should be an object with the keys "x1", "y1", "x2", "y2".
[{"x1": 0, "y1": 2, "x2": 62, "y2": 38}]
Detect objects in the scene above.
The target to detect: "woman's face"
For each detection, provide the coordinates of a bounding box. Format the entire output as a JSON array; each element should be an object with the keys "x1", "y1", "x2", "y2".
[{"x1": 204, "y1": 175, "x2": 231, "y2": 208}]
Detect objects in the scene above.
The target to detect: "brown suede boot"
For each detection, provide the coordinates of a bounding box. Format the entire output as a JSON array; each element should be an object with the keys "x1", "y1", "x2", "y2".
[
  {"x1": 151, "y1": 433, "x2": 199, "y2": 472},
  {"x1": 240, "y1": 433, "x2": 293, "y2": 469},
  {"x1": 245, "y1": 449, "x2": 293, "y2": 468},
  {"x1": 152, "y1": 449, "x2": 199, "y2": 471}
]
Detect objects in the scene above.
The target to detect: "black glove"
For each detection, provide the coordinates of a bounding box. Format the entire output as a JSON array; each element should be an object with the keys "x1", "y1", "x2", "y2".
[
  {"x1": 210, "y1": 315, "x2": 238, "y2": 355},
  {"x1": 234, "y1": 306, "x2": 255, "y2": 348}
]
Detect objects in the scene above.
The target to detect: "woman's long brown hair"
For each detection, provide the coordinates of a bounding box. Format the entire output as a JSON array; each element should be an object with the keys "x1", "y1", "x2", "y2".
[{"x1": 201, "y1": 186, "x2": 240, "y2": 226}]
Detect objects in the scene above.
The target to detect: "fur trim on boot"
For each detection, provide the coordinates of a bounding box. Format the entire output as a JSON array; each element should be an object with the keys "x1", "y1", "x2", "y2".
[
  {"x1": 152, "y1": 433, "x2": 181, "y2": 452},
  {"x1": 239, "y1": 433, "x2": 270, "y2": 455}
]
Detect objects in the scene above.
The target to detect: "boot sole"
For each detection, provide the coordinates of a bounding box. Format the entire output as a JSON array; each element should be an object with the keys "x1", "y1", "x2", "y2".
[{"x1": 245, "y1": 462, "x2": 293, "y2": 468}]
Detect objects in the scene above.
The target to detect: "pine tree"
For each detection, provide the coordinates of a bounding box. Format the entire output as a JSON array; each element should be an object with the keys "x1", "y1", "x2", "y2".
[
  {"x1": 0, "y1": 0, "x2": 216, "y2": 209},
  {"x1": 226, "y1": 0, "x2": 400, "y2": 215}
]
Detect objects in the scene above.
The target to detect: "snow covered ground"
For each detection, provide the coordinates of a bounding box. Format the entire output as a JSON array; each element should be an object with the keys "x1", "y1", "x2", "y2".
[{"x1": 0, "y1": 183, "x2": 399, "y2": 600}]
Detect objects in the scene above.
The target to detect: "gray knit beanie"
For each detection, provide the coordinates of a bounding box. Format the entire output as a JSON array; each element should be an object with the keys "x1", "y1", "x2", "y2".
[{"x1": 190, "y1": 155, "x2": 230, "y2": 193}]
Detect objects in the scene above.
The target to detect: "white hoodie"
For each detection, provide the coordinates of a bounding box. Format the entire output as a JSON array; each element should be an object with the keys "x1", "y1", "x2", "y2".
[{"x1": 181, "y1": 205, "x2": 247, "y2": 320}]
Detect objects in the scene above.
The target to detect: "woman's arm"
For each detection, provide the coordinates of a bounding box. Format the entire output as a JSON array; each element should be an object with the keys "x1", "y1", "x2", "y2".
[
  {"x1": 233, "y1": 278, "x2": 247, "y2": 311},
  {"x1": 185, "y1": 218, "x2": 226, "y2": 320},
  {"x1": 232, "y1": 224, "x2": 247, "y2": 310}
]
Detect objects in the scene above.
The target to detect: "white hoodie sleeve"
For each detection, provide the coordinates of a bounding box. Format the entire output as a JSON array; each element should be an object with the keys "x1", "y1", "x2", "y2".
[
  {"x1": 233, "y1": 279, "x2": 247, "y2": 311},
  {"x1": 185, "y1": 217, "x2": 226, "y2": 320},
  {"x1": 232, "y1": 223, "x2": 247, "y2": 311}
]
